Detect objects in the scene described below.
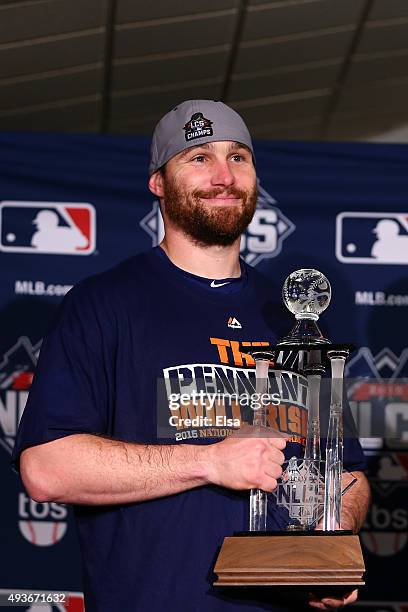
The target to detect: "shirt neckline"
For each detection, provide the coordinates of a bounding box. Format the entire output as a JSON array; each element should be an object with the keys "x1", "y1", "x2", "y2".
[{"x1": 148, "y1": 246, "x2": 255, "y2": 304}]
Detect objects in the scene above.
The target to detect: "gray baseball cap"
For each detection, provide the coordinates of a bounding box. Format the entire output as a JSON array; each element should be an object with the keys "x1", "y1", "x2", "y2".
[{"x1": 149, "y1": 99, "x2": 254, "y2": 176}]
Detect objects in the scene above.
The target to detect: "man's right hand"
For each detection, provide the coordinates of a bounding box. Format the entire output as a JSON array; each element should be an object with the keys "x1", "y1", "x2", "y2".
[
  {"x1": 21, "y1": 427, "x2": 287, "y2": 506},
  {"x1": 204, "y1": 425, "x2": 287, "y2": 492}
]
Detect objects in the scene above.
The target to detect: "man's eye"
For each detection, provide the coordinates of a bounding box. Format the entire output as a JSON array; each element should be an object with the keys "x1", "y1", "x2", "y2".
[
  {"x1": 192, "y1": 155, "x2": 206, "y2": 162},
  {"x1": 231, "y1": 154, "x2": 244, "y2": 162}
]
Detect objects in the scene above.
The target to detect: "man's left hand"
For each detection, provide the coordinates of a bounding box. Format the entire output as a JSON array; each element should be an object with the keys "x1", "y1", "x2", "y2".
[
  {"x1": 308, "y1": 589, "x2": 358, "y2": 609},
  {"x1": 310, "y1": 516, "x2": 358, "y2": 608}
]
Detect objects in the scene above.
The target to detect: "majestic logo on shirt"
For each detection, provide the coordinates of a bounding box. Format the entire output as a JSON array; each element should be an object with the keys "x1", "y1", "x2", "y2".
[
  {"x1": 345, "y1": 347, "x2": 408, "y2": 449},
  {"x1": 140, "y1": 183, "x2": 295, "y2": 267},
  {"x1": 183, "y1": 113, "x2": 213, "y2": 141},
  {"x1": 0, "y1": 201, "x2": 96, "y2": 255},
  {"x1": 0, "y1": 336, "x2": 40, "y2": 455},
  {"x1": 336, "y1": 212, "x2": 408, "y2": 265},
  {"x1": 227, "y1": 316, "x2": 242, "y2": 329}
]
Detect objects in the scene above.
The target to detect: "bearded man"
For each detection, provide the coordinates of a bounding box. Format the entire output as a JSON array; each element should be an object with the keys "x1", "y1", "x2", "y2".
[{"x1": 13, "y1": 100, "x2": 369, "y2": 612}]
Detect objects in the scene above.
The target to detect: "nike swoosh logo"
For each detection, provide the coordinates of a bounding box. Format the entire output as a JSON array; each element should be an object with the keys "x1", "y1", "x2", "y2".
[{"x1": 210, "y1": 280, "x2": 230, "y2": 288}]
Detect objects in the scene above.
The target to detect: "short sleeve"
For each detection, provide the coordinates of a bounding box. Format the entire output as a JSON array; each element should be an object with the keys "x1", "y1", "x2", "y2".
[{"x1": 12, "y1": 280, "x2": 115, "y2": 470}]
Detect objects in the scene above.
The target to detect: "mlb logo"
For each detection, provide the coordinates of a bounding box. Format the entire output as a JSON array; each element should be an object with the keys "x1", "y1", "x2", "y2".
[
  {"x1": 0, "y1": 201, "x2": 96, "y2": 255},
  {"x1": 336, "y1": 212, "x2": 408, "y2": 265}
]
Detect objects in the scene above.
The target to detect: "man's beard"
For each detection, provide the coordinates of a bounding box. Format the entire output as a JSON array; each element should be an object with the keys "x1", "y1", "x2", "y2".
[{"x1": 162, "y1": 177, "x2": 258, "y2": 247}]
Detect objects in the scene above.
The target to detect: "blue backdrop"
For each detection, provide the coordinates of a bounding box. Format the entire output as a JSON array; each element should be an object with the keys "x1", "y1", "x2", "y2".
[{"x1": 0, "y1": 134, "x2": 407, "y2": 611}]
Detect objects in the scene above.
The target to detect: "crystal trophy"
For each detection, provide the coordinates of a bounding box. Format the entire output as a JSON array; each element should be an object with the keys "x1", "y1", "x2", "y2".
[
  {"x1": 214, "y1": 269, "x2": 365, "y2": 588},
  {"x1": 275, "y1": 269, "x2": 348, "y2": 532}
]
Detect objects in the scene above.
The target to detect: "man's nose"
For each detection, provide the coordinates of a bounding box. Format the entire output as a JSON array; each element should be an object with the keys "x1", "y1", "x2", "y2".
[{"x1": 210, "y1": 160, "x2": 235, "y2": 187}]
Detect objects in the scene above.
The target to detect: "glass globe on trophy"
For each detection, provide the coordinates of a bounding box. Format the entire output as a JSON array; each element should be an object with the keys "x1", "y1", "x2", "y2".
[
  {"x1": 214, "y1": 269, "x2": 365, "y2": 588},
  {"x1": 280, "y1": 268, "x2": 331, "y2": 343}
]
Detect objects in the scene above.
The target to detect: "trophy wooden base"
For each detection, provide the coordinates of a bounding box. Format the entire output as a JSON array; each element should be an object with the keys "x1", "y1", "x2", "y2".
[{"x1": 214, "y1": 532, "x2": 365, "y2": 587}]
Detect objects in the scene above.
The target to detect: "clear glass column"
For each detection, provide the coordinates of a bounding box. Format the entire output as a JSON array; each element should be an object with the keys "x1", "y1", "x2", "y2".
[
  {"x1": 249, "y1": 358, "x2": 269, "y2": 531},
  {"x1": 323, "y1": 351, "x2": 347, "y2": 531}
]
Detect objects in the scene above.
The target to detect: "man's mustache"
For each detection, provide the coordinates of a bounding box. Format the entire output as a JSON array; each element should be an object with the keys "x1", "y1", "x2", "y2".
[{"x1": 193, "y1": 188, "x2": 247, "y2": 200}]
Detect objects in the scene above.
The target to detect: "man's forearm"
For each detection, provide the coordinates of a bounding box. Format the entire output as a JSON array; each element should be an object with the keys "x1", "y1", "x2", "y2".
[
  {"x1": 21, "y1": 434, "x2": 210, "y2": 505},
  {"x1": 340, "y1": 471, "x2": 371, "y2": 533},
  {"x1": 20, "y1": 427, "x2": 287, "y2": 505}
]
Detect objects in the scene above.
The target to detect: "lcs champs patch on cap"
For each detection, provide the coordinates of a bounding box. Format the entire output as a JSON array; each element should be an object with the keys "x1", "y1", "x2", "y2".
[
  {"x1": 184, "y1": 112, "x2": 213, "y2": 141},
  {"x1": 149, "y1": 99, "x2": 254, "y2": 175}
]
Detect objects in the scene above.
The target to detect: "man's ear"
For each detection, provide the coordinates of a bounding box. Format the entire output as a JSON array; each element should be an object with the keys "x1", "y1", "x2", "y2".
[{"x1": 149, "y1": 171, "x2": 164, "y2": 197}]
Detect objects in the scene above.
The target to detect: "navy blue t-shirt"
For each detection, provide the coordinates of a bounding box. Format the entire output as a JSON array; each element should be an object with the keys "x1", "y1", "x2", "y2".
[{"x1": 13, "y1": 248, "x2": 366, "y2": 612}]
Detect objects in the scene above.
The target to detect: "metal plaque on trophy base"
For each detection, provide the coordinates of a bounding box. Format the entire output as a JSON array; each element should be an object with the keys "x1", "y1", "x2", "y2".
[{"x1": 214, "y1": 269, "x2": 366, "y2": 589}]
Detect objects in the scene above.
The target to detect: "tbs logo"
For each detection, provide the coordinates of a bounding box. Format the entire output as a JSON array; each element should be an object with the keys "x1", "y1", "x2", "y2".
[
  {"x1": 336, "y1": 212, "x2": 408, "y2": 265},
  {"x1": 0, "y1": 201, "x2": 96, "y2": 255},
  {"x1": 140, "y1": 183, "x2": 295, "y2": 267},
  {"x1": 361, "y1": 452, "x2": 408, "y2": 558},
  {"x1": 18, "y1": 493, "x2": 68, "y2": 546}
]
